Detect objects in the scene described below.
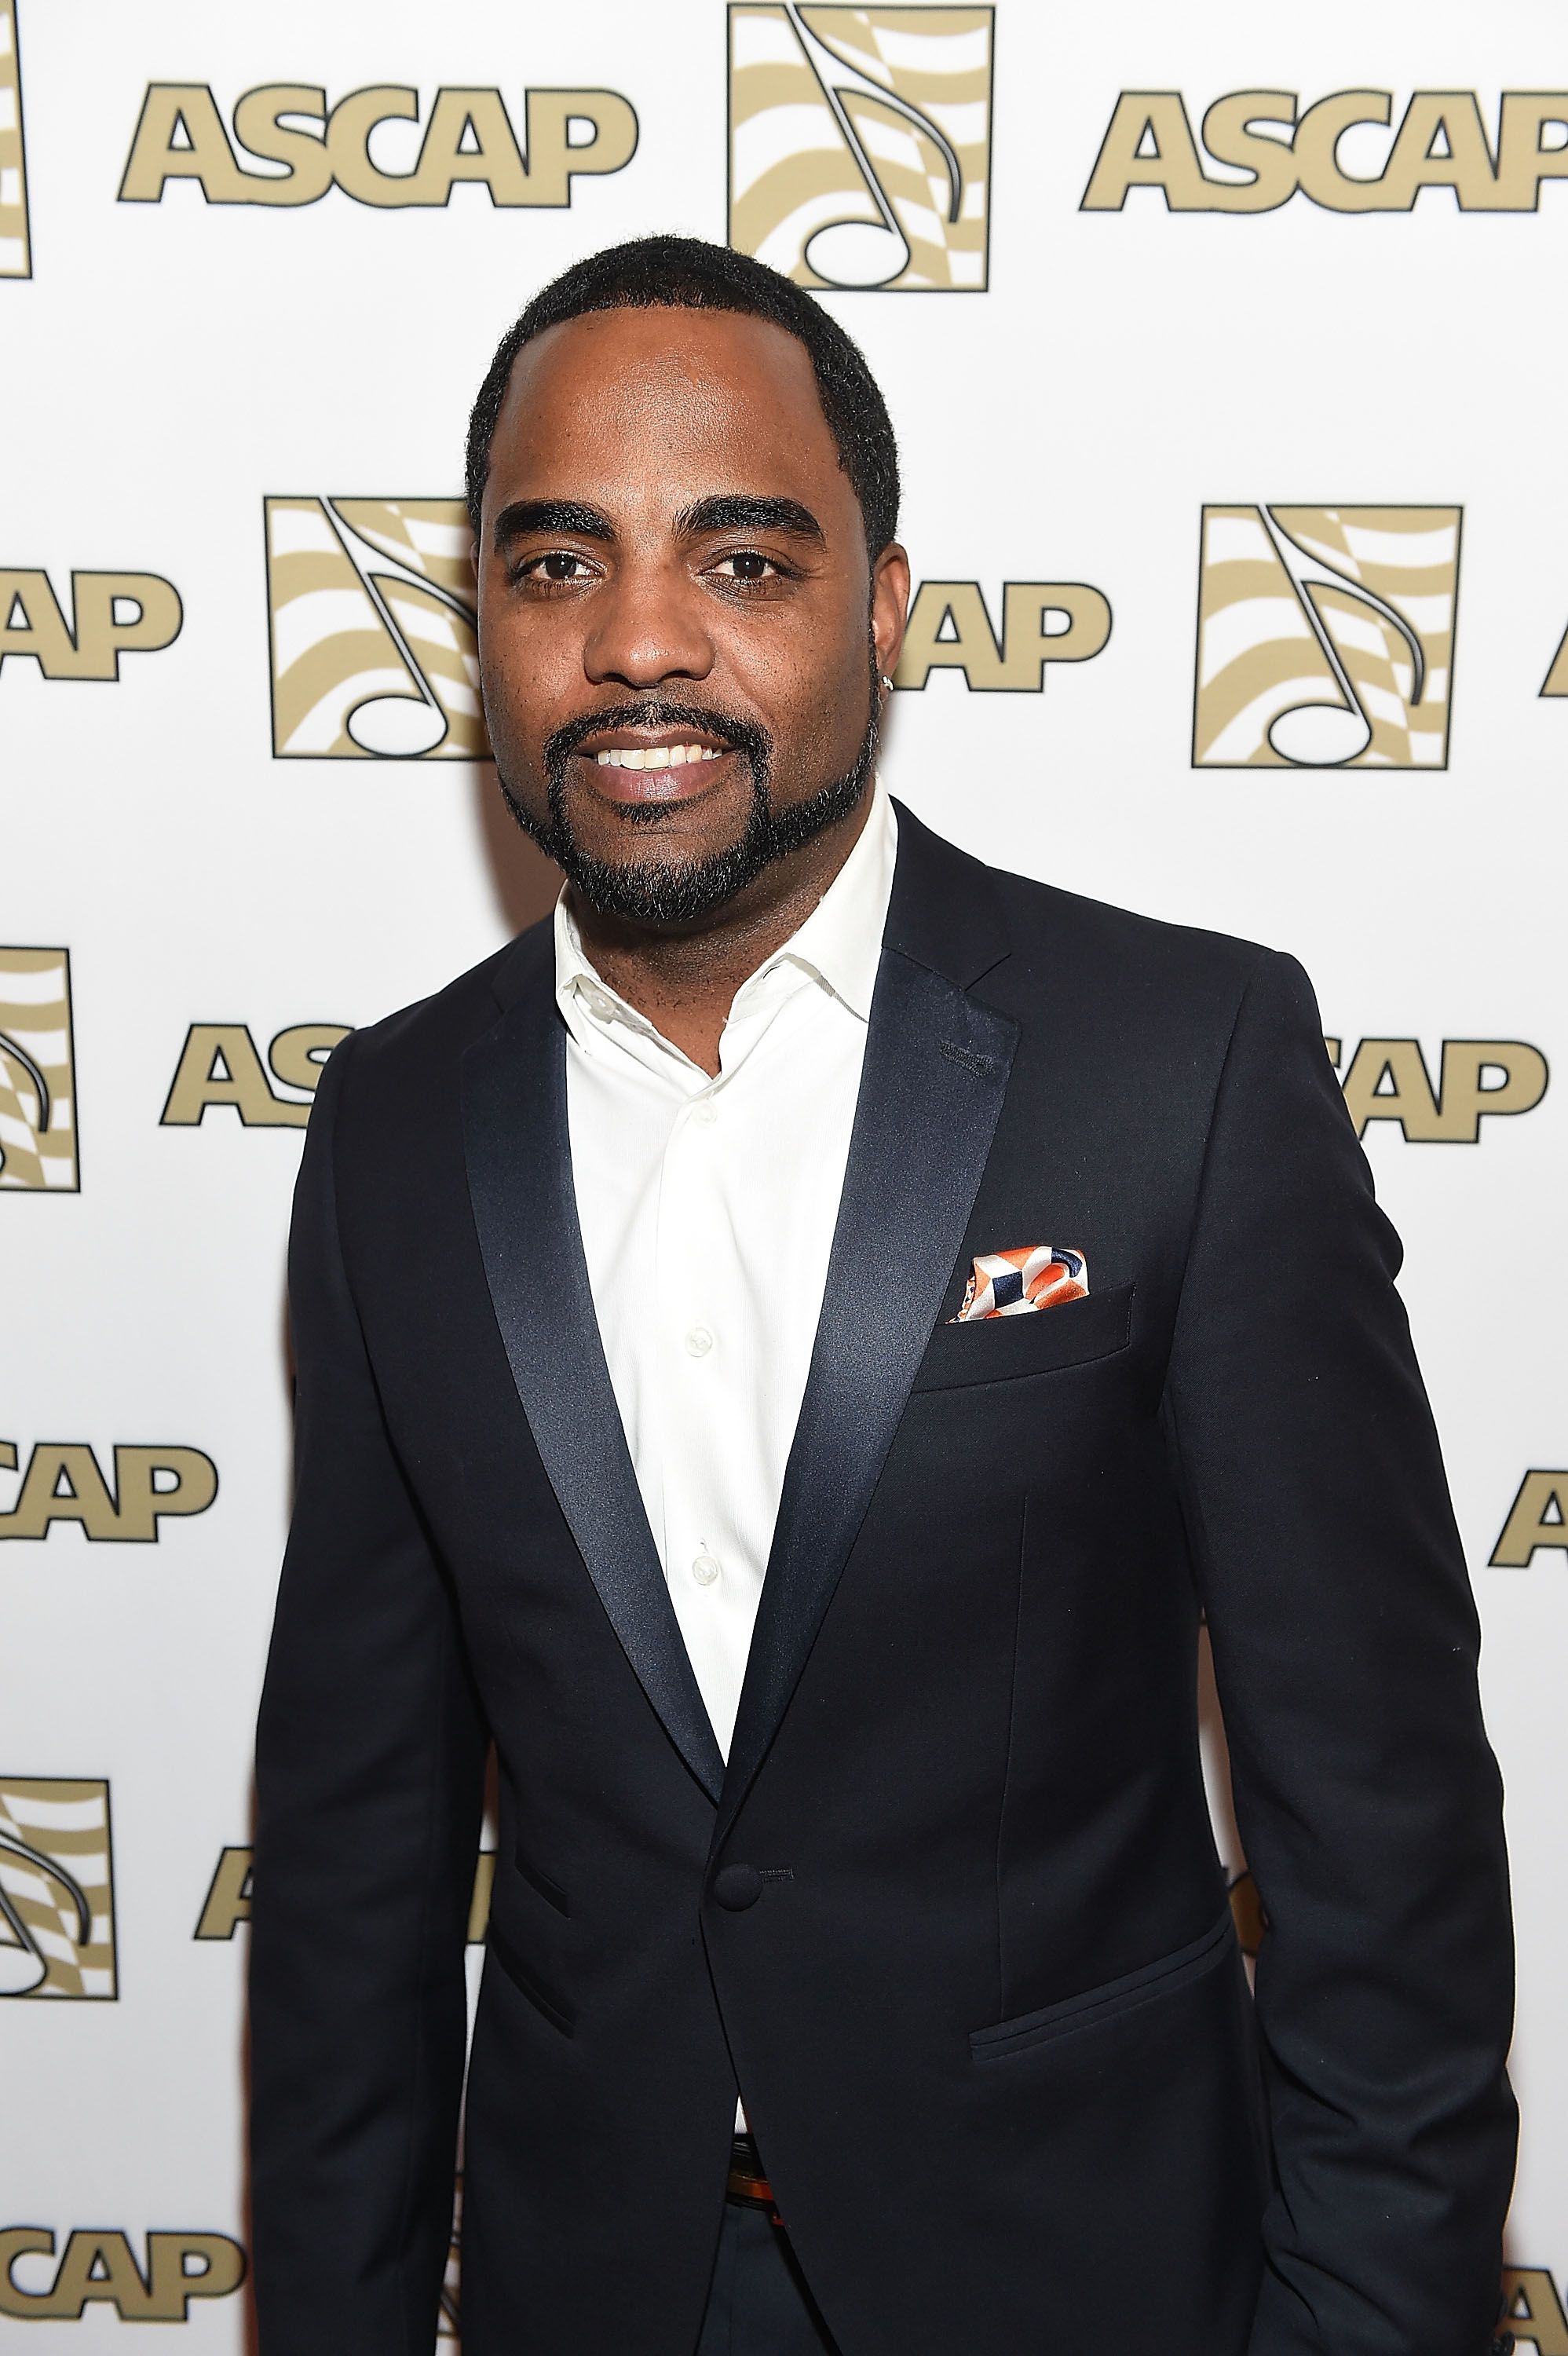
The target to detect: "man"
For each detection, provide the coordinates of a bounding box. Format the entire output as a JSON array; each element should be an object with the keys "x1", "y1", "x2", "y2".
[{"x1": 250, "y1": 236, "x2": 1516, "y2": 2356}]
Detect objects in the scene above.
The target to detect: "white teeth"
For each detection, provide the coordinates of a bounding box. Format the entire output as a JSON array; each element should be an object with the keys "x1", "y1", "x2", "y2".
[{"x1": 594, "y1": 744, "x2": 723, "y2": 770}]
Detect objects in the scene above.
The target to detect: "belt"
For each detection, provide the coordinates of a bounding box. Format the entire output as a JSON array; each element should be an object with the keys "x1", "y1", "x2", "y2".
[{"x1": 726, "y1": 2134, "x2": 782, "y2": 2222}]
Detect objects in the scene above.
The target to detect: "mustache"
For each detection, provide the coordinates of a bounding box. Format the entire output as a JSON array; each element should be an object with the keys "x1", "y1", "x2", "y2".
[{"x1": 543, "y1": 697, "x2": 773, "y2": 781}]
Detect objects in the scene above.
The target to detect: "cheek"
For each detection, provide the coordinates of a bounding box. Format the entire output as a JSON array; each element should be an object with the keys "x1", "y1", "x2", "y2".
[
  {"x1": 478, "y1": 613, "x2": 575, "y2": 747},
  {"x1": 733, "y1": 613, "x2": 869, "y2": 762},
  {"x1": 810, "y1": 638, "x2": 875, "y2": 766}
]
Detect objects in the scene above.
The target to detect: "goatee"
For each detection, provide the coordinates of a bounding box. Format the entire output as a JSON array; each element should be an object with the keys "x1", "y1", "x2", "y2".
[{"x1": 496, "y1": 669, "x2": 880, "y2": 929}]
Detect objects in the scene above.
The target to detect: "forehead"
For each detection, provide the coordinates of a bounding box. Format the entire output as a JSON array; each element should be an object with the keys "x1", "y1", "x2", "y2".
[{"x1": 485, "y1": 305, "x2": 855, "y2": 531}]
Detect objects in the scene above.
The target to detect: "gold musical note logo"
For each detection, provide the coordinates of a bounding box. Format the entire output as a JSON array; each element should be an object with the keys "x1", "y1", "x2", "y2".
[
  {"x1": 727, "y1": 4, "x2": 993, "y2": 291},
  {"x1": 0, "y1": 1779, "x2": 115, "y2": 1999},
  {"x1": 0, "y1": 1, "x2": 29, "y2": 280},
  {"x1": 1193, "y1": 505, "x2": 1460, "y2": 769},
  {"x1": 0, "y1": 949, "x2": 77, "y2": 1192},
  {"x1": 265, "y1": 497, "x2": 485, "y2": 760}
]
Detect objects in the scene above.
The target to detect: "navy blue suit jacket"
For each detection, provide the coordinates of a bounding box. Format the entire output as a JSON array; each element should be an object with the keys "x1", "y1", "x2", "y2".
[{"x1": 250, "y1": 806, "x2": 1515, "y2": 2355}]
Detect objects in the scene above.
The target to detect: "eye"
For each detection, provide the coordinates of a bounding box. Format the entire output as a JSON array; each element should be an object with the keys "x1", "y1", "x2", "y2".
[
  {"x1": 709, "y1": 550, "x2": 786, "y2": 583},
  {"x1": 516, "y1": 549, "x2": 597, "y2": 584}
]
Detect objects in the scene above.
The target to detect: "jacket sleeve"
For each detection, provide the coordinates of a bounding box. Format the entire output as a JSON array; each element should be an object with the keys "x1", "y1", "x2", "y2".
[
  {"x1": 1161, "y1": 949, "x2": 1516, "y2": 2356},
  {"x1": 250, "y1": 1035, "x2": 488, "y2": 2356}
]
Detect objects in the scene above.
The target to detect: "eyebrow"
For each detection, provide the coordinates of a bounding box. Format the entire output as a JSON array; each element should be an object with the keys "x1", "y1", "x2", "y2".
[
  {"x1": 492, "y1": 498, "x2": 616, "y2": 551},
  {"x1": 490, "y1": 490, "x2": 828, "y2": 555},
  {"x1": 674, "y1": 494, "x2": 825, "y2": 545}
]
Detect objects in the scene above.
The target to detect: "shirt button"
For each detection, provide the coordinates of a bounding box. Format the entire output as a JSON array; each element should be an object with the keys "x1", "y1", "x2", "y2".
[
  {"x1": 685, "y1": 1326, "x2": 714, "y2": 1358},
  {"x1": 692, "y1": 1554, "x2": 721, "y2": 1586},
  {"x1": 694, "y1": 1099, "x2": 718, "y2": 1126}
]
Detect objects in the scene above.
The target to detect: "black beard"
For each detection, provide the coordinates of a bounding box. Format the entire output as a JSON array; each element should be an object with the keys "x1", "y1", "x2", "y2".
[{"x1": 495, "y1": 661, "x2": 880, "y2": 929}]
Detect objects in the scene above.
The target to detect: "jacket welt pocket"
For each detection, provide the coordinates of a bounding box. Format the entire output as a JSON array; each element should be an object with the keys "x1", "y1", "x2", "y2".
[
  {"x1": 911, "y1": 1280, "x2": 1134, "y2": 1395},
  {"x1": 514, "y1": 1838, "x2": 569, "y2": 1916},
  {"x1": 970, "y1": 1906, "x2": 1234, "y2": 2062},
  {"x1": 488, "y1": 1922, "x2": 574, "y2": 2037}
]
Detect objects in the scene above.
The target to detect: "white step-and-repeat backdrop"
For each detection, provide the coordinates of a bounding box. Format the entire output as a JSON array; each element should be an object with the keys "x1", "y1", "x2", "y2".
[{"x1": 2, "y1": 2, "x2": 1565, "y2": 2343}]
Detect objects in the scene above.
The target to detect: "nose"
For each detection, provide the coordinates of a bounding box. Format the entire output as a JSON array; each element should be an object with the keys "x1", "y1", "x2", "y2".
[{"x1": 582, "y1": 557, "x2": 716, "y2": 691}]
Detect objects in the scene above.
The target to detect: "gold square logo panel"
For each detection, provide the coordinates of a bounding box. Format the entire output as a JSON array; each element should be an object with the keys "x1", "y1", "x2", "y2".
[
  {"x1": 728, "y1": 5, "x2": 993, "y2": 291},
  {"x1": 265, "y1": 497, "x2": 485, "y2": 759},
  {"x1": 0, "y1": 0, "x2": 28, "y2": 280},
  {"x1": 0, "y1": 949, "x2": 78, "y2": 1191},
  {"x1": 0, "y1": 1778, "x2": 116, "y2": 1999},
  {"x1": 1193, "y1": 505, "x2": 1461, "y2": 769}
]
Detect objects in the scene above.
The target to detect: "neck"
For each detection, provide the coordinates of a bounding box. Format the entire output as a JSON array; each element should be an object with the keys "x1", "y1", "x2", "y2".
[{"x1": 568, "y1": 788, "x2": 875, "y2": 1077}]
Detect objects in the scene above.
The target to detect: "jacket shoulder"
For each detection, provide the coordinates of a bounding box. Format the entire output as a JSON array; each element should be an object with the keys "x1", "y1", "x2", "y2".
[
  {"x1": 989, "y1": 861, "x2": 1273, "y2": 1003},
  {"x1": 890, "y1": 799, "x2": 1281, "y2": 1027},
  {"x1": 977, "y1": 857, "x2": 1303, "y2": 1064},
  {"x1": 333, "y1": 916, "x2": 551, "y2": 1083}
]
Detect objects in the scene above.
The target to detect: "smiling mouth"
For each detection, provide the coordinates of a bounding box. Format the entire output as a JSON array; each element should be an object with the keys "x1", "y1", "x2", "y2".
[
  {"x1": 592, "y1": 743, "x2": 726, "y2": 772},
  {"x1": 568, "y1": 734, "x2": 744, "y2": 814}
]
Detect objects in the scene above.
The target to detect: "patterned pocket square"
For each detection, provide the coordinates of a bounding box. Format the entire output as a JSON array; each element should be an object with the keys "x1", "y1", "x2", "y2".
[{"x1": 952, "y1": 1246, "x2": 1088, "y2": 1323}]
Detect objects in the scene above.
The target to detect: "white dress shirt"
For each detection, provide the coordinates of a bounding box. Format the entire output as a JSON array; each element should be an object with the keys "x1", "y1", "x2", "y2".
[{"x1": 555, "y1": 781, "x2": 897, "y2": 1766}]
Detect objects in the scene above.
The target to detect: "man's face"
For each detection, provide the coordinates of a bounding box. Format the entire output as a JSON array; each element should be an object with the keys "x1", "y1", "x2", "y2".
[{"x1": 475, "y1": 305, "x2": 908, "y2": 927}]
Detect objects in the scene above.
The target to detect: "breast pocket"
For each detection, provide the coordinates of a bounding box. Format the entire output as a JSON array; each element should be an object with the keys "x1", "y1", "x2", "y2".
[{"x1": 910, "y1": 1280, "x2": 1135, "y2": 1395}]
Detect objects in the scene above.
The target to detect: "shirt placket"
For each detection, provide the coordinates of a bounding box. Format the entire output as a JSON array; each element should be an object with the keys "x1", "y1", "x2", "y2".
[{"x1": 649, "y1": 1066, "x2": 730, "y2": 1732}]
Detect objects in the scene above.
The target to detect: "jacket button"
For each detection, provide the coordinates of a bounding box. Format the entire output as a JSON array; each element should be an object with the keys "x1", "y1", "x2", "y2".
[{"x1": 712, "y1": 1864, "x2": 763, "y2": 1912}]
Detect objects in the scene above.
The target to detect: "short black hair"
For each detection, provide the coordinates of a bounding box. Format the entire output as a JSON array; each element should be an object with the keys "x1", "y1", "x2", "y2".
[{"x1": 465, "y1": 234, "x2": 900, "y2": 558}]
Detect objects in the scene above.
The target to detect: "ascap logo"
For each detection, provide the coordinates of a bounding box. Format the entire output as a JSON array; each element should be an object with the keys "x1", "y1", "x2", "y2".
[
  {"x1": 1193, "y1": 506, "x2": 1459, "y2": 768},
  {"x1": 1325, "y1": 1038, "x2": 1548, "y2": 1143},
  {"x1": 0, "y1": 569, "x2": 182, "y2": 680},
  {"x1": 0, "y1": 0, "x2": 28, "y2": 278},
  {"x1": 162, "y1": 1023, "x2": 349, "y2": 1128},
  {"x1": 0, "y1": 1442, "x2": 217, "y2": 1542},
  {"x1": 1, "y1": 950, "x2": 76, "y2": 1191},
  {"x1": 0, "y1": 1779, "x2": 115, "y2": 1999},
  {"x1": 893, "y1": 580, "x2": 1112, "y2": 691},
  {"x1": 194, "y1": 1847, "x2": 252, "y2": 1940},
  {"x1": 265, "y1": 498, "x2": 481, "y2": 759},
  {"x1": 1503, "y1": 2267, "x2": 1568, "y2": 2355},
  {"x1": 1490, "y1": 1473, "x2": 1567, "y2": 1569},
  {"x1": 0, "y1": 2228, "x2": 244, "y2": 2321},
  {"x1": 1083, "y1": 91, "x2": 1568, "y2": 214},
  {"x1": 197, "y1": 1844, "x2": 495, "y2": 1941},
  {"x1": 728, "y1": 5, "x2": 993, "y2": 290},
  {"x1": 119, "y1": 83, "x2": 636, "y2": 210}
]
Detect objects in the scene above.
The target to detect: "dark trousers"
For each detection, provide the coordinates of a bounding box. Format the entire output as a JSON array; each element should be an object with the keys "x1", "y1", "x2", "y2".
[{"x1": 695, "y1": 2197, "x2": 841, "y2": 2356}]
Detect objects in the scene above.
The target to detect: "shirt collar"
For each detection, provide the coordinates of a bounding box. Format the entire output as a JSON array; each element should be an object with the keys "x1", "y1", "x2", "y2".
[
  {"x1": 756, "y1": 774, "x2": 895, "y2": 1021},
  {"x1": 553, "y1": 776, "x2": 897, "y2": 1041}
]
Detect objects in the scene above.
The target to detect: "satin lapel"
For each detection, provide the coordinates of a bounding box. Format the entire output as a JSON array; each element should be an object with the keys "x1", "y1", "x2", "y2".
[
  {"x1": 715, "y1": 945, "x2": 1018, "y2": 1842},
  {"x1": 462, "y1": 990, "x2": 726, "y2": 1804}
]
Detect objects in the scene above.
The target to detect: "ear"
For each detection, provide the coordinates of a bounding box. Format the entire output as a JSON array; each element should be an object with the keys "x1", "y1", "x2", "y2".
[{"x1": 871, "y1": 543, "x2": 911, "y2": 690}]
